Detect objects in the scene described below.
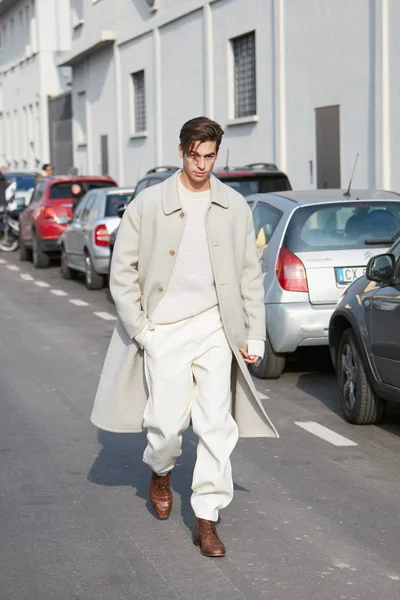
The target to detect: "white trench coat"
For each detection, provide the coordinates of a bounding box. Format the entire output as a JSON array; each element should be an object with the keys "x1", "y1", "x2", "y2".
[{"x1": 91, "y1": 172, "x2": 278, "y2": 439}]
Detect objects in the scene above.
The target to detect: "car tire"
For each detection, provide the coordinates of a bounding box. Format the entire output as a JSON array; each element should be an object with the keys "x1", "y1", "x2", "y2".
[
  {"x1": 19, "y1": 234, "x2": 32, "y2": 261},
  {"x1": 85, "y1": 252, "x2": 104, "y2": 290},
  {"x1": 60, "y1": 247, "x2": 78, "y2": 280},
  {"x1": 249, "y1": 334, "x2": 286, "y2": 379},
  {"x1": 32, "y1": 232, "x2": 50, "y2": 269},
  {"x1": 337, "y1": 328, "x2": 386, "y2": 424}
]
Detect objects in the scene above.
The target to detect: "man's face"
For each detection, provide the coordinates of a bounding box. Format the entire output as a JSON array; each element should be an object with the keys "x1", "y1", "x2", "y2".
[
  {"x1": 45, "y1": 165, "x2": 53, "y2": 176},
  {"x1": 179, "y1": 140, "x2": 218, "y2": 185}
]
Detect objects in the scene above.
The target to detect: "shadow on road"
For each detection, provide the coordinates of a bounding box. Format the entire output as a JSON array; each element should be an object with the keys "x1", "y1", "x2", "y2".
[{"x1": 87, "y1": 428, "x2": 249, "y2": 534}]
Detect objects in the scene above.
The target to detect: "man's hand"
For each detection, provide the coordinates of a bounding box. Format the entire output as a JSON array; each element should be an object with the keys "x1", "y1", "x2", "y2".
[{"x1": 239, "y1": 348, "x2": 261, "y2": 364}]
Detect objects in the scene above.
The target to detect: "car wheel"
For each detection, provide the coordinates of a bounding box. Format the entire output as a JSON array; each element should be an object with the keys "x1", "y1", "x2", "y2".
[
  {"x1": 19, "y1": 234, "x2": 32, "y2": 261},
  {"x1": 337, "y1": 328, "x2": 386, "y2": 424},
  {"x1": 61, "y1": 247, "x2": 78, "y2": 280},
  {"x1": 249, "y1": 334, "x2": 286, "y2": 379},
  {"x1": 85, "y1": 252, "x2": 104, "y2": 290},
  {"x1": 32, "y1": 232, "x2": 50, "y2": 268}
]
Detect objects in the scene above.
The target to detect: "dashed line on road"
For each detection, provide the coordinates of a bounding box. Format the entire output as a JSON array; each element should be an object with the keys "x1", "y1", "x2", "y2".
[
  {"x1": 51, "y1": 289, "x2": 68, "y2": 297},
  {"x1": 94, "y1": 311, "x2": 117, "y2": 321},
  {"x1": 295, "y1": 421, "x2": 358, "y2": 447},
  {"x1": 0, "y1": 258, "x2": 7, "y2": 264},
  {"x1": 6, "y1": 264, "x2": 20, "y2": 271},
  {"x1": 258, "y1": 392, "x2": 269, "y2": 400},
  {"x1": 34, "y1": 281, "x2": 51, "y2": 288},
  {"x1": 69, "y1": 299, "x2": 89, "y2": 307},
  {"x1": 20, "y1": 273, "x2": 34, "y2": 281}
]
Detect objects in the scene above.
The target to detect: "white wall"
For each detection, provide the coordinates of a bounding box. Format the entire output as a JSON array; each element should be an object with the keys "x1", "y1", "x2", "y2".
[{"x1": 0, "y1": 0, "x2": 71, "y2": 170}]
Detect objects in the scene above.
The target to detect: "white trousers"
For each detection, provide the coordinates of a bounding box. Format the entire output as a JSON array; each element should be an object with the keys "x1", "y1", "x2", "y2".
[{"x1": 142, "y1": 305, "x2": 239, "y2": 521}]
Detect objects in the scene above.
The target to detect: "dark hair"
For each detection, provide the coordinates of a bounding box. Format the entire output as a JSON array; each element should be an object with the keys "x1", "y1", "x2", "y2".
[
  {"x1": 42, "y1": 163, "x2": 51, "y2": 171},
  {"x1": 180, "y1": 117, "x2": 224, "y2": 155}
]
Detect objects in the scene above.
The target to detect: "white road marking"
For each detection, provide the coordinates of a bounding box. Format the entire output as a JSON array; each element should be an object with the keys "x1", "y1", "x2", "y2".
[
  {"x1": 69, "y1": 299, "x2": 89, "y2": 307},
  {"x1": 93, "y1": 311, "x2": 117, "y2": 321},
  {"x1": 51, "y1": 289, "x2": 68, "y2": 297},
  {"x1": 0, "y1": 258, "x2": 6, "y2": 264},
  {"x1": 258, "y1": 392, "x2": 269, "y2": 400},
  {"x1": 6, "y1": 264, "x2": 20, "y2": 271},
  {"x1": 295, "y1": 421, "x2": 358, "y2": 447},
  {"x1": 34, "y1": 281, "x2": 51, "y2": 288},
  {"x1": 20, "y1": 273, "x2": 34, "y2": 281}
]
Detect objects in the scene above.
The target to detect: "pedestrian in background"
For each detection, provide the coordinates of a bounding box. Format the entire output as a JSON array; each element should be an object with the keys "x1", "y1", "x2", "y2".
[
  {"x1": 91, "y1": 116, "x2": 278, "y2": 558},
  {"x1": 42, "y1": 163, "x2": 53, "y2": 177}
]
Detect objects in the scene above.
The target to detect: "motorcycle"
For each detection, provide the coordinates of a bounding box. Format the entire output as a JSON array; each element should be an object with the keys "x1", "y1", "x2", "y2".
[{"x1": 0, "y1": 199, "x2": 25, "y2": 253}]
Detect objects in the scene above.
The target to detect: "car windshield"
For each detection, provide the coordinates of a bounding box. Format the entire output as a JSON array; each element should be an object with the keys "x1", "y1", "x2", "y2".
[
  {"x1": 49, "y1": 181, "x2": 116, "y2": 199},
  {"x1": 220, "y1": 175, "x2": 291, "y2": 197},
  {"x1": 4, "y1": 173, "x2": 36, "y2": 191},
  {"x1": 285, "y1": 201, "x2": 400, "y2": 252},
  {"x1": 105, "y1": 193, "x2": 132, "y2": 216}
]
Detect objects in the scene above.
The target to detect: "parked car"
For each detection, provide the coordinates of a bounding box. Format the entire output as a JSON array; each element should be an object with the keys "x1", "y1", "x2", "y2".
[
  {"x1": 108, "y1": 163, "x2": 291, "y2": 262},
  {"x1": 215, "y1": 162, "x2": 291, "y2": 196},
  {"x1": 329, "y1": 238, "x2": 400, "y2": 425},
  {"x1": 19, "y1": 175, "x2": 117, "y2": 268},
  {"x1": 60, "y1": 187, "x2": 134, "y2": 290},
  {"x1": 246, "y1": 189, "x2": 400, "y2": 379}
]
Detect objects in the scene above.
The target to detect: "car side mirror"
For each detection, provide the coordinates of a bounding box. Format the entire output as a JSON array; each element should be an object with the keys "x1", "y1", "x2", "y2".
[
  {"x1": 116, "y1": 203, "x2": 127, "y2": 219},
  {"x1": 366, "y1": 253, "x2": 395, "y2": 284}
]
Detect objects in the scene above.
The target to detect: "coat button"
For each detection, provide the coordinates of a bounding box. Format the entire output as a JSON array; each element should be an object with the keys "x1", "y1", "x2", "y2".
[
  {"x1": 179, "y1": 211, "x2": 185, "y2": 218},
  {"x1": 158, "y1": 286, "x2": 164, "y2": 293},
  {"x1": 169, "y1": 249, "x2": 175, "y2": 256}
]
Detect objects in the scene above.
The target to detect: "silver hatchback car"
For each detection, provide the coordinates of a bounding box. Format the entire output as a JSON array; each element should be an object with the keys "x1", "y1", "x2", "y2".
[
  {"x1": 247, "y1": 189, "x2": 400, "y2": 379},
  {"x1": 60, "y1": 187, "x2": 134, "y2": 289}
]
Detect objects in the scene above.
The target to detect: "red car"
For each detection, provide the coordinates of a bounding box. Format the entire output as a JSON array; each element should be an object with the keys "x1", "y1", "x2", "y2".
[{"x1": 19, "y1": 175, "x2": 117, "y2": 268}]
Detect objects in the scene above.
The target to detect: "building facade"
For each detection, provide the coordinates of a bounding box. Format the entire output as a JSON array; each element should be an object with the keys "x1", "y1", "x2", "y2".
[
  {"x1": 2, "y1": 0, "x2": 400, "y2": 192},
  {"x1": 0, "y1": 0, "x2": 72, "y2": 172}
]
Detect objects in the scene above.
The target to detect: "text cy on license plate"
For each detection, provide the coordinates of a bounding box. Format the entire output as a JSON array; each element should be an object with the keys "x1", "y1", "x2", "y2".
[{"x1": 336, "y1": 266, "x2": 366, "y2": 285}]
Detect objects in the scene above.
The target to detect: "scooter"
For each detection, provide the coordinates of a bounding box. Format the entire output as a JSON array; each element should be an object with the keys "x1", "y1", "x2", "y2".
[{"x1": 0, "y1": 200, "x2": 24, "y2": 252}]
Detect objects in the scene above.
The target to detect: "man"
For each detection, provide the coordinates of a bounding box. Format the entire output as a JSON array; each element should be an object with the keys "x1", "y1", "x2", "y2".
[
  {"x1": 42, "y1": 163, "x2": 53, "y2": 177},
  {"x1": 68, "y1": 166, "x2": 79, "y2": 176},
  {"x1": 91, "y1": 117, "x2": 278, "y2": 558}
]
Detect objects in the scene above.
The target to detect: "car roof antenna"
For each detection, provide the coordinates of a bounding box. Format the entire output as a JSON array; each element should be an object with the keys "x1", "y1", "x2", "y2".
[
  {"x1": 224, "y1": 149, "x2": 230, "y2": 172},
  {"x1": 343, "y1": 153, "x2": 359, "y2": 197}
]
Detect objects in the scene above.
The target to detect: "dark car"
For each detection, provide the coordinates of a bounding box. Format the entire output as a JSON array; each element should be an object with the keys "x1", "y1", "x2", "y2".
[
  {"x1": 215, "y1": 162, "x2": 291, "y2": 196},
  {"x1": 329, "y1": 236, "x2": 400, "y2": 425}
]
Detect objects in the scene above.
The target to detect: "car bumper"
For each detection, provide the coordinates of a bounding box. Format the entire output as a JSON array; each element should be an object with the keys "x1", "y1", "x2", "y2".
[
  {"x1": 266, "y1": 302, "x2": 336, "y2": 353},
  {"x1": 92, "y1": 255, "x2": 110, "y2": 275},
  {"x1": 39, "y1": 238, "x2": 62, "y2": 254}
]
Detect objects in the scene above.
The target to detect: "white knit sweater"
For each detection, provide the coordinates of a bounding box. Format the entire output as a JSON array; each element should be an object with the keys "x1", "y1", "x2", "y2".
[
  {"x1": 151, "y1": 181, "x2": 217, "y2": 323},
  {"x1": 135, "y1": 177, "x2": 264, "y2": 359}
]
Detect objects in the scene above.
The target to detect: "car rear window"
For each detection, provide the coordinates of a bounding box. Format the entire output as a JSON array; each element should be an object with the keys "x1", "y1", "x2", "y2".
[
  {"x1": 49, "y1": 181, "x2": 116, "y2": 199},
  {"x1": 219, "y1": 175, "x2": 291, "y2": 197},
  {"x1": 105, "y1": 193, "x2": 132, "y2": 216},
  {"x1": 285, "y1": 201, "x2": 400, "y2": 252}
]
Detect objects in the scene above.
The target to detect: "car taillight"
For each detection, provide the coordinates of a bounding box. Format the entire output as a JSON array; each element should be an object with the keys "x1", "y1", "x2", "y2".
[
  {"x1": 43, "y1": 206, "x2": 56, "y2": 220},
  {"x1": 276, "y1": 248, "x2": 308, "y2": 292},
  {"x1": 94, "y1": 224, "x2": 110, "y2": 247}
]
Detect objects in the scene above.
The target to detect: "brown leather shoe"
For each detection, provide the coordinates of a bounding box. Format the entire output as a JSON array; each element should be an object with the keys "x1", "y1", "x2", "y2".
[
  {"x1": 149, "y1": 471, "x2": 172, "y2": 520},
  {"x1": 193, "y1": 518, "x2": 226, "y2": 557}
]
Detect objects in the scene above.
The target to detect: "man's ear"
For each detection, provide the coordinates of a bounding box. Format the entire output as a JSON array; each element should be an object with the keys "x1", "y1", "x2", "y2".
[{"x1": 178, "y1": 144, "x2": 184, "y2": 159}]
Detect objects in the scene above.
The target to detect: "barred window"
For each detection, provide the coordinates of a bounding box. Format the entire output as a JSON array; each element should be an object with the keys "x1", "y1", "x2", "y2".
[
  {"x1": 231, "y1": 32, "x2": 257, "y2": 118},
  {"x1": 132, "y1": 70, "x2": 147, "y2": 133}
]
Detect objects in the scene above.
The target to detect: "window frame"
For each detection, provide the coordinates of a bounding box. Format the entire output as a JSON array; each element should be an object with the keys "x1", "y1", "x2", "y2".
[
  {"x1": 230, "y1": 31, "x2": 257, "y2": 120},
  {"x1": 130, "y1": 70, "x2": 147, "y2": 136}
]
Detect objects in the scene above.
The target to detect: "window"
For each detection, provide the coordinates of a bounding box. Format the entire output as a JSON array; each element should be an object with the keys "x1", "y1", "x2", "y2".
[
  {"x1": 106, "y1": 193, "x2": 133, "y2": 217},
  {"x1": 285, "y1": 202, "x2": 400, "y2": 253},
  {"x1": 131, "y1": 70, "x2": 146, "y2": 133},
  {"x1": 252, "y1": 202, "x2": 282, "y2": 250},
  {"x1": 133, "y1": 178, "x2": 149, "y2": 198},
  {"x1": 231, "y1": 32, "x2": 257, "y2": 118},
  {"x1": 75, "y1": 91, "x2": 87, "y2": 145}
]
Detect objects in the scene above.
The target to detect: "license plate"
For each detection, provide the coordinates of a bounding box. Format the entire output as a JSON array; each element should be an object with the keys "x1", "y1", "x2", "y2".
[{"x1": 336, "y1": 266, "x2": 366, "y2": 284}]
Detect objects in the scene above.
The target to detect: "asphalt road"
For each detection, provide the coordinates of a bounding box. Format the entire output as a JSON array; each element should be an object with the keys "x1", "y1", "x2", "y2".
[{"x1": 1, "y1": 252, "x2": 400, "y2": 600}]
